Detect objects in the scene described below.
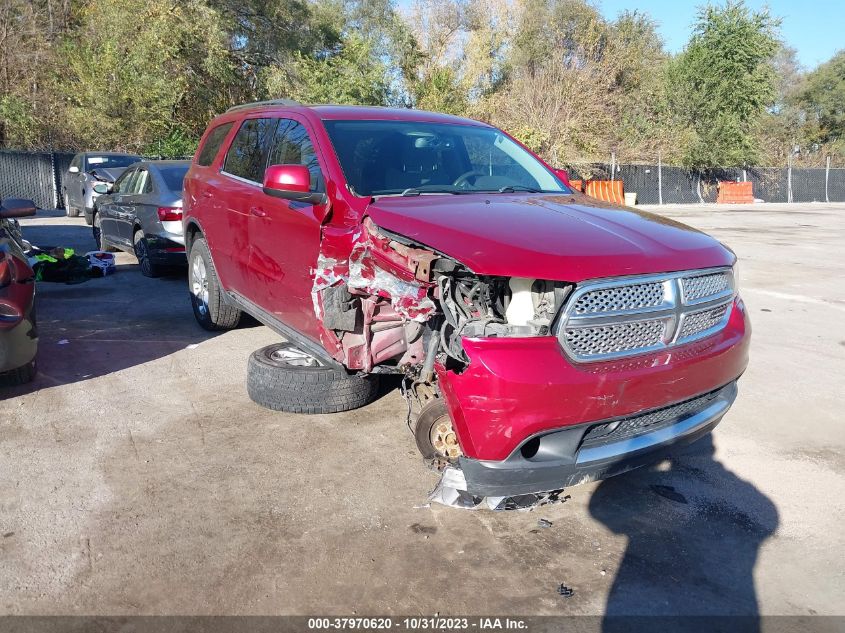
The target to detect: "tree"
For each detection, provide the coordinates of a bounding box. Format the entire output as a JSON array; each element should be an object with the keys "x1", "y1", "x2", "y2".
[
  {"x1": 669, "y1": 1, "x2": 781, "y2": 168},
  {"x1": 795, "y1": 50, "x2": 845, "y2": 158},
  {"x1": 59, "y1": 0, "x2": 242, "y2": 155}
]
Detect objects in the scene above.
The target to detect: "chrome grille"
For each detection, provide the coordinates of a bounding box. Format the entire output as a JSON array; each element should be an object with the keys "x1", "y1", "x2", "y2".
[
  {"x1": 679, "y1": 304, "x2": 730, "y2": 340},
  {"x1": 573, "y1": 282, "x2": 664, "y2": 314},
  {"x1": 682, "y1": 272, "x2": 731, "y2": 302},
  {"x1": 564, "y1": 319, "x2": 666, "y2": 356},
  {"x1": 556, "y1": 267, "x2": 735, "y2": 362}
]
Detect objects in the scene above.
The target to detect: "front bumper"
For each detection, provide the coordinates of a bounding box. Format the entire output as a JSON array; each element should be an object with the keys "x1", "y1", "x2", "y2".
[
  {"x1": 458, "y1": 381, "x2": 737, "y2": 497},
  {"x1": 436, "y1": 296, "x2": 750, "y2": 463},
  {"x1": 0, "y1": 282, "x2": 37, "y2": 373}
]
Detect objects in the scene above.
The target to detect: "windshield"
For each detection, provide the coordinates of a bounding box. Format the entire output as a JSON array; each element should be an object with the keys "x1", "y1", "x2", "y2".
[
  {"x1": 323, "y1": 120, "x2": 569, "y2": 197},
  {"x1": 159, "y1": 165, "x2": 189, "y2": 192},
  {"x1": 87, "y1": 154, "x2": 141, "y2": 169}
]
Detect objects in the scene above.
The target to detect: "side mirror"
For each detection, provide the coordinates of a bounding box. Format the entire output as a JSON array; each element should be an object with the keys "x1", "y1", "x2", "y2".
[
  {"x1": 68, "y1": 166, "x2": 80, "y2": 174},
  {"x1": 93, "y1": 183, "x2": 112, "y2": 194},
  {"x1": 553, "y1": 168, "x2": 571, "y2": 187},
  {"x1": 263, "y1": 164, "x2": 327, "y2": 205},
  {"x1": 0, "y1": 198, "x2": 37, "y2": 219}
]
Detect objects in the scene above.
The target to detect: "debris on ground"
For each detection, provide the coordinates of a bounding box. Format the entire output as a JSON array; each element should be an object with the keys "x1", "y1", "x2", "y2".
[
  {"x1": 537, "y1": 518, "x2": 553, "y2": 528},
  {"x1": 556, "y1": 584, "x2": 575, "y2": 597},
  {"x1": 428, "y1": 465, "x2": 570, "y2": 511},
  {"x1": 27, "y1": 246, "x2": 115, "y2": 284}
]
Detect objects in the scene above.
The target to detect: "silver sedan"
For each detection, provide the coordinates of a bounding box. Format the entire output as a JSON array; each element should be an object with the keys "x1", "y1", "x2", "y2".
[{"x1": 91, "y1": 161, "x2": 190, "y2": 277}]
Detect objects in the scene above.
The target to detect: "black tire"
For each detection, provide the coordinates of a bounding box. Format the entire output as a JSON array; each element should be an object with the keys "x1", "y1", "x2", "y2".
[
  {"x1": 92, "y1": 212, "x2": 116, "y2": 252},
  {"x1": 0, "y1": 359, "x2": 36, "y2": 387},
  {"x1": 247, "y1": 342, "x2": 380, "y2": 414},
  {"x1": 64, "y1": 192, "x2": 80, "y2": 217},
  {"x1": 133, "y1": 229, "x2": 162, "y2": 278},
  {"x1": 414, "y1": 399, "x2": 461, "y2": 461},
  {"x1": 188, "y1": 236, "x2": 241, "y2": 330}
]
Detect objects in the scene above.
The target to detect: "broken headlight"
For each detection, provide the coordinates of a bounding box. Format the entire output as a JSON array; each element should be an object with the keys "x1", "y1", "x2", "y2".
[{"x1": 437, "y1": 272, "x2": 572, "y2": 362}]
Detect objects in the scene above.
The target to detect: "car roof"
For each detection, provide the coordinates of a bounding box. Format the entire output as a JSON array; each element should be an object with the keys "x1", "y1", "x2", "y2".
[
  {"x1": 83, "y1": 151, "x2": 142, "y2": 157},
  {"x1": 219, "y1": 102, "x2": 492, "y2": 128},
  {"x1": 140, "y1": 160, "x2": 191, "y2": 168}
]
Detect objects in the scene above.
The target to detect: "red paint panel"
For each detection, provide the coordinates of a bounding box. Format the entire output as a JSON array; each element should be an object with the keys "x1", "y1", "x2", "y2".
[
  {"x1": 366, "y1": 194, "x2": 734, "y2": 281},
  {"x1": 437, "y1": 297, "x2": 750, "y2": 461}
]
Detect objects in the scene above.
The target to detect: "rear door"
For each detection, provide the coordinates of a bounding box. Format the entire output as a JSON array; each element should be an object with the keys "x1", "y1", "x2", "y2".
[
  {"x1": 218, "y1": 117, "x2": 278, "y2": 295},
  {"x1": 99, "y1": 168, "x2": 137, "y2": 245},
  {"x1": 247, "y1": 116, "x2": 327, "y2": 340},
  {"x1": 116, "y1": 167, "x2": 150, "y2": 243}
]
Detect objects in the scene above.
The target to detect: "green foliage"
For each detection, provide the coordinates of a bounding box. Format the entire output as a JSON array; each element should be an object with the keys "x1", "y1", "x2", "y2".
[
  {"x1": 266, "y1": 34, "x2": 390, "y2": 105},
  {"x1": 669, "y1": 1, "x2": 781, "y2": 168},
  {"x1": 796, "y1": 51, "x2": 845, "y2": 149},
  {"x1": 0, "y1": 0, "x2": 840, "y2": 169},
  {"x1": 0, "y1": 96, "x2": 40, "y2": 148}
]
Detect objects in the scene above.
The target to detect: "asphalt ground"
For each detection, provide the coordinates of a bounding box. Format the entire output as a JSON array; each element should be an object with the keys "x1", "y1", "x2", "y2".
[{"x1": 1, "y1": 203, "x2": 843, "y2": 617}]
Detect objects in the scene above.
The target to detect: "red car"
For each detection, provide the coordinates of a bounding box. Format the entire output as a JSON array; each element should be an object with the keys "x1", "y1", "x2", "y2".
[
  {"x1": 183, "y1": 101, "x2": 750, "y2": 498},
  {"x1": 0, "y1": 198, "x2": 38, "y2": 386}
]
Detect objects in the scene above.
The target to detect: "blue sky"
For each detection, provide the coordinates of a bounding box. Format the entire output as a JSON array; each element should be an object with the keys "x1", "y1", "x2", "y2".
[
  {"x1": 597, "y1": 0, "x2": 842, "y2": 69},
  {"x1": 396, "y1": 0, "x2": 842, "y2": 70}
]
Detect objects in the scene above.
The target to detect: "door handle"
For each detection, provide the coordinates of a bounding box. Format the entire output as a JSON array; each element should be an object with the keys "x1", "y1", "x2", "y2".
[{"x1": 249, "y1": 207, "x2": 267, "y2": 217}]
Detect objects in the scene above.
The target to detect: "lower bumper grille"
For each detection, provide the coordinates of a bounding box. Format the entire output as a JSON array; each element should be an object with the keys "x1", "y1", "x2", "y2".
[{"x1": 581, "y1": 387, "x2": 724, "y2": 448}]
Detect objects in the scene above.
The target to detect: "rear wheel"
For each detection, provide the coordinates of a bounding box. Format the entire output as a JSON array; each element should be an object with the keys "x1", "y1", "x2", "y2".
[
  {"x1": 247, "y1": 342, "x2": 380, "y2": 413},
  {"x1": 189, "y1": 236, "x2": 241, "y2": 330},
  {"x1": 133, "y1": 229, "x2": 162, "y2": 278},
  {"x1": 92, "y1": 212, "x2": 116, "y2": 252},
  {"x1": 0, "y1": 359, "x2": 36, "y2": 386}
]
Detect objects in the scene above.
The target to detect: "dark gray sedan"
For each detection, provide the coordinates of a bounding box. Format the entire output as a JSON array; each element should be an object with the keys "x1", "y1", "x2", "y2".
[{"x1": 92, "y1": 161, "x2": 189, "y2": 277}]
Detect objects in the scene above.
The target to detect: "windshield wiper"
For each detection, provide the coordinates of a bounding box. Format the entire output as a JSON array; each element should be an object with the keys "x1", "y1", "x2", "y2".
[{"x1": 496, "y1": 185, "x2": 541, "y2": 193}]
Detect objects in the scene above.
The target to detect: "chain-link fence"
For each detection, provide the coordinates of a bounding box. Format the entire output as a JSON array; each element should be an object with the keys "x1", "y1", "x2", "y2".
[
  {"x1": 566, "y1": 162, "x2": 845, "y2": 204},
  {"x1": 2, "y1": 149, "x2": 845, "y2": 209}
]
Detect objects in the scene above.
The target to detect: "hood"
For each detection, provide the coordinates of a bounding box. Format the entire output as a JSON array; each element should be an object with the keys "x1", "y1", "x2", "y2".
[
  {"x1": 89, "y1": 167, "x2": 127, "y2": 183},
  {"x1": 365, "y1": 193, "x2": 734, "y2": 281}
]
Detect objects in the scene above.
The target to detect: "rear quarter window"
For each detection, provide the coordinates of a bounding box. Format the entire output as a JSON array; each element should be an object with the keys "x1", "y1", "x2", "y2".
[{"x1": 197, "y1": 122, "x2": 234, "y2": 167}]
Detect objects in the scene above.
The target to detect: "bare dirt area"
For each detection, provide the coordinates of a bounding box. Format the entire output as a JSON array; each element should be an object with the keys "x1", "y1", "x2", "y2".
[{"x1": 1, "y1": 203, "x2": 843, "y2": 616}]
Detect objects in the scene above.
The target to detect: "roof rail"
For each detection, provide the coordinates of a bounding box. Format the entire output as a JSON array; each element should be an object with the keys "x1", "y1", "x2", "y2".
[{"x1": 226, "y1": 99, "x2": 300, "y2": 113}]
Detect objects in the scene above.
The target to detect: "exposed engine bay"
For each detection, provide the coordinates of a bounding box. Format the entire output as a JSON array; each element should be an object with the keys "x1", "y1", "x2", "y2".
[{"x1": 311, "y1": 216, "x2": 572, "y2": 471}]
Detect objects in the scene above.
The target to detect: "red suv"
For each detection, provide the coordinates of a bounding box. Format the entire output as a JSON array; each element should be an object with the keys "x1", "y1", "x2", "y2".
[{"x1": 183, "y1": 101, "x2": 750, "y2": 498}]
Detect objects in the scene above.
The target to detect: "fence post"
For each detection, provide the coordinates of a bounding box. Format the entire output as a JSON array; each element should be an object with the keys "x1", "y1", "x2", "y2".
[
  {"x1": 787, "y1": 153, "x2": 792, "y2": 203},
  {"x1": 50, "y1": 152, "x2": 59, "y2": 209},
  {"x1": 658, "y1": 152, "x2": 663, "y2": 205},
  {"x1": 610, "y1": 152, "x2": 616, "y2": 181},
  {"x1": 825, "y1": 155, "x2": 831, "y2": 203}
]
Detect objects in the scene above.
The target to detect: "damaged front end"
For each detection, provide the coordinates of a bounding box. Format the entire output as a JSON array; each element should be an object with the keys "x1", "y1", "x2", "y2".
[{"x1": 309, "y1": 217, "x2": 573, "y2": 507}]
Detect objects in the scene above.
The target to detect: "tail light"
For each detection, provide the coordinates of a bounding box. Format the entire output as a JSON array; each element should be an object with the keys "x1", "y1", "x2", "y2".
[
  {"x1": 157, "y1": 207, "x2": 183, "y2": 222},
  {"x1": 0, "y1": 255, "x2": 11, "y2": 288}
]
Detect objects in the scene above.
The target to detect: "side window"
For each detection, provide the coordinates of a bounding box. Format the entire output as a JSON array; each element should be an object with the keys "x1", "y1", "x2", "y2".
[
  {"x1": 71, "y1": 155, "x2": 82, "y2": 170},
  {"x1": 115, "y1": 169, "x2": 136, "y2": 194},
  {"x1": 222, "y1": 118, "x2": 277, "y2": 183},
  {"x1": 197, "y1": 122, "x2": 234, "y2": 167},
  {"x1": 135, "y1": 170, "x2": 151, "y2": 194},
  {"x1": 268, "y1": 119, "x2": 324, "y2": 193}
]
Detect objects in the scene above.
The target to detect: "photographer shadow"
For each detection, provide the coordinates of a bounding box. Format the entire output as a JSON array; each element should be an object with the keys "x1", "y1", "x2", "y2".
[{"x1": 589, "y1": 434, "x2": 778, "y2": 631}]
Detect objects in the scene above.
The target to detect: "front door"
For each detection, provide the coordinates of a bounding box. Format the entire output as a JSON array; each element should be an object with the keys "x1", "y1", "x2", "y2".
[
  {"x1": 248, "y1": 117, "x2": 328, "y2": 341},
  {"x1": 218, "y1": 117, "x2": 279, "y2": 295}
]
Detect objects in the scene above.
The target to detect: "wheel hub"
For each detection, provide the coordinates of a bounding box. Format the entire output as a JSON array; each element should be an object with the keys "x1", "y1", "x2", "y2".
[
  {"x1": 270, "y1": 347, "x2": 322, "y2": 367},
  {"x1": 430, "y1": 415, "x2": 462, "y2": 459}
]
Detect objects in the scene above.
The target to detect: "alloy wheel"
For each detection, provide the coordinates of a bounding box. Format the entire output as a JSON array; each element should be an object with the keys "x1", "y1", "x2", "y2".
[{"x1": 190, "y1": 253, "x2": 209, "y2": 317}]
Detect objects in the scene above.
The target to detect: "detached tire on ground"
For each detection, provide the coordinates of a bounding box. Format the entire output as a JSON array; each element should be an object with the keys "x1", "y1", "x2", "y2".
[{"x1": 247, "y1": 342, "x2": 380, "y2": 414}]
